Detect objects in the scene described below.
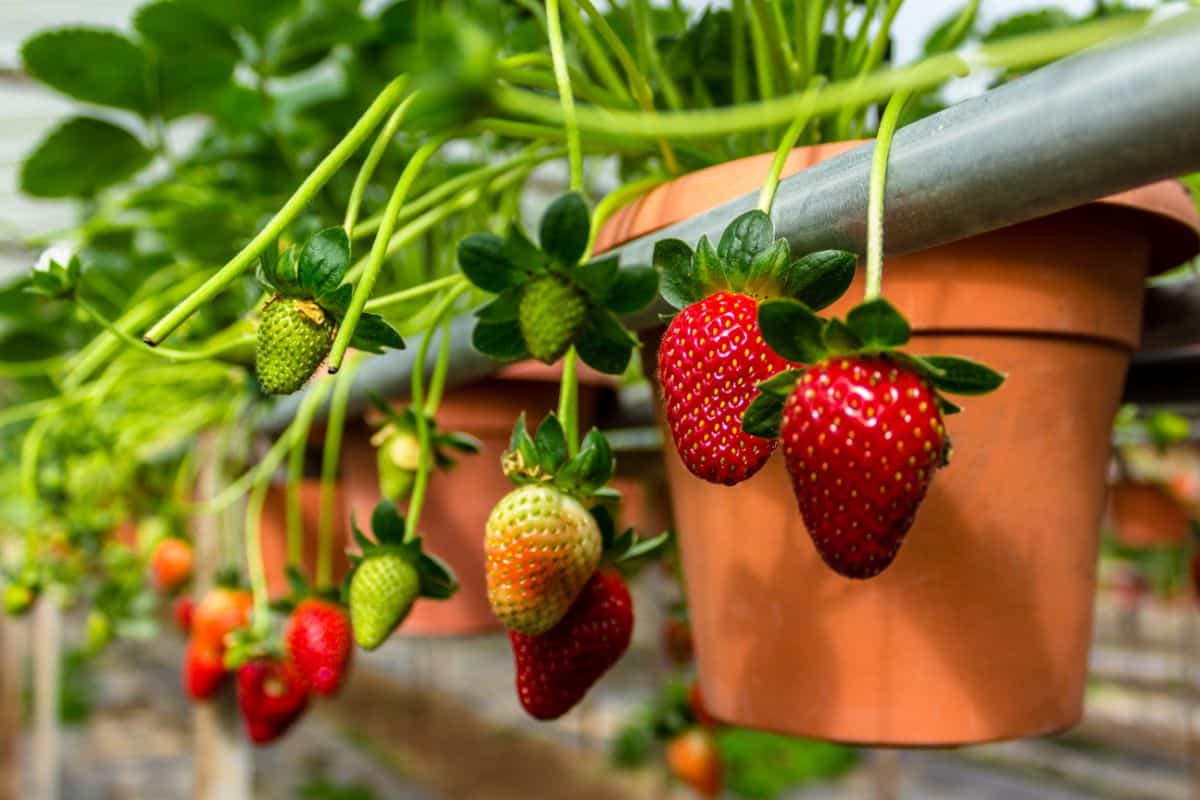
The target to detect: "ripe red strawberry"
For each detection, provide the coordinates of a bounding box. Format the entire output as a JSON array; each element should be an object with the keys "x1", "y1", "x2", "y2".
[
  {"x1": 781, "y1": 356, "x2": 947, "y2": 578},
  {"x1": 192, "y1": 587, "x2": 253, "y2": 652},
  {"x1": 150, "y1": 538, "x2": 193, "y2": 594},
  {"x1": 236, "y1": 657, "x2": 310, "y2": 745},
  {"x1": 659, "y1": 291, "x2": 793, "y2": 485},
  {"x1": 184, "y1": 638, "x2": 227, "y2": 700},
  {"x1": 661, "y1": 615, "x2": 693, "y2": 666},
  {"x1": 486, "y1": 484, "x2": 602, "y2": 635},
  {"x1": 173, "y1": 595, "x2": 195, "y2": 633},
  {"x1": 509, "y1": 568, "x2": 632, "y2": 720},
  {"x1": 666, "y1": 728, "x2": 723, "y2": 798},
  {"x1": 286, "y1": 598, "x2": 352, "y2": 696}
]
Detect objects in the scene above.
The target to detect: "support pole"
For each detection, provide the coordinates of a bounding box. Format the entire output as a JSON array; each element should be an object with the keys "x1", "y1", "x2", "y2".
[
  {"x1": 29, "y1": 600, "x2": 59, "y2": 800},
  {"x1": 0, "y1": 614, "x2": 26, "y2": 800}
]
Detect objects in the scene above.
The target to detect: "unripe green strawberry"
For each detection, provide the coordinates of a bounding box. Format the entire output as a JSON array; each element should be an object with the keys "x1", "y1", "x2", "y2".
[
  {"x1": 3, "y1": 584, "x2": 34, "y2": 616},
  {"x1": 348, "y1": 554, "x2": 420, "y2": 650},
  {"x1": 256, "y1": 297, "x2": 334, "y2": 395},
  {"x1": 519, "y1": 274, "x2": 587, "y2": 364},
  {"x1": 374, "y1": 426, "x2": 421, "y2": 501},
  {"x1": 485, "y1": 484, "x2": 601, "y2": 635}
]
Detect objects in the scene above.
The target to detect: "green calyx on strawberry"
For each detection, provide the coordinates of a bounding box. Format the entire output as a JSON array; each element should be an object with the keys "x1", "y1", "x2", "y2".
[
  {"x1": 460, "y1": 192, "x2": 659, "y2": 374},
  {"x1": 746, "y1": 296, "x2": 1005, "y2": 579},
  {"x1": 367, "y1": 393, "x2": 481, "y2": 502},
  {"x1": 653, "y1": 210, "x2": 857, "y2": 486},
  {"x1": 502, "y1": 412, "x2": 618, "y2": 500},
  {"x1": 255, "y1": 227, "x2": 404, "y2": 395},
  {"x1": 343, "y1": 500, "x2": 458, "y2": 650}
]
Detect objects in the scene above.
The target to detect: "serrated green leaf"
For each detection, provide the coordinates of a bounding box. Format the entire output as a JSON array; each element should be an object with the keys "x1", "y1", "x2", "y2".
[
  {"x1": 535, "y1": 414, "x2": 568, "y2": 473},
  {"x1": 135, "y1": 0, "x2": 240, "y2": 58},
  {"x1": 502, "y1": 224, "x2": 547, "y2": 272},
  {"x1": 136, "y1": 0, "x2": 238, "y2": 118},
  {"x1": 654, "y1": 238, "x2": 699, "y2": 310},
  {"x1": 507, "y1": 414, "x2": 541, "y2": 476},
  {"x1": 348, "y1": 313, "x2": 405, "y2": 353},
  {"x1": 539, "y1": 192, "x2": 590, "y2": 266},
  {"x1": 371, "y1": 500, "x2": 406, "y2": 546},
  {"x1": 575, "y1": 255, "x2": 619, "y2": 300},
  {"x1": 758, "y1": 299, "x2": 827, "y2": 363},
  {"x1": 606, "y1": 264, "x2": 659, "y2": 313},
  {"x1": 846, "y1": 299, "x2": 911, "y2": 349},
  {"x1": 742, "y1": 391, "x2": 786, "y2": 439},
  {"x1": 21, "y1": 117, "x2": 152, "y2": 198},
  {"x1": 757, "y1": 369, "x2": 803, "y2": 398},
  {"x1": 717, "y1": 210, "x2": 774, "y2": 284},
  {"x1": 822, "y1": 318, "x2": 862, "y2": 352},
  {"x1": 509, "y1": 412, "x2": 529, "y2": 453},
  {"x1": 472, "y1": 319, "x2": 529, "y2": 362},
  {"x1": 694, "y1": 235, "x2": 725, "y2": 290},
  {"x1": 921, "y1": 355, "x2": 1005, "y2": 395},
  {"x1": 459, "y1": 233, "x2": 523, "y2": 293},
  {"x1": 576, "y1": 308, "x2": 637, "y2": 375},
  {"x1": 782, "y1": 251, "x2": 857, "y2": 310},
  {"x1": 299, "y1": 227, "x2": 350, "y2": 297},
  {"x1": 475, "y1": 287, "x2": 521, "y2": 323},
  {"x1": 22, "y1": 29, "x2": 147, "y2": 112},
  {"x1": 746, "y1": 239, "x2": 789, "y2": 289}
]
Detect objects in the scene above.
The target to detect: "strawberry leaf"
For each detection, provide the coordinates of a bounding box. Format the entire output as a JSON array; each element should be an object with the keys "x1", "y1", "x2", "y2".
[
  {"x1": 560, "y1": 428, "x2": 614, "y2": 494},
  {"x1": 937, "y1": 396, "x2": 963, "y2": 415},
  {"x1": 459, "y1": 233, "x2": 525, "y2": 293},
  {"x1": 781, "y1": 251, "x2": 857, "y2": 310},
  {"x1": 576, "y1": 308, "x2": 637, "y2": 375},
  {"x1": 846, "y1": 298, "x2": 910, "y2": 349},
  {"x1": 502, "y1": 224, "x2": 548, "y2": 273},
  {"x1": 539, "y1": 192, "x2": 590, "y2": 266},
  {"x1": 350, "y1": 514, "x2": 374, "y2": 552},
  {"x1": 654, "y1": 238, "x2": 699, "y2": 310},
  {"x1": 717, "y1": 210, "x2": 774, "y2": 284},
  {"x1": 605, "y1": 264, "x2": 659, "y2": 313},
  {"x1": 475, "y1": 287, "x2": 521, "y2": 322},
  {"x1": 617, "y1": 531, "x2": 671, "y2": 563},
  {"x1": 694, "y1": 236, "x2": 725, "y2": 292},
  {"x1": 575, "y1": 255, "x2": 619, "y2": 300},
  {"x1": 592, "y1": 504, "x2": 618, "y2": 549},
  {"x1": 742, "y1": 391, "x2": 786, "y2": 439},
  {"x1": 275, "y1": 248, "x2": 300, "y2": 290},
  {"x1": 758, "y1": 299, "x2": 827, "y2": 363},
  {"x1": 298, "y1": 227, "x2": 350, "y2": 297},
  {"x1": 472, "y1": 319, "x2": 529, "y2": 362},
  {"x1": 535, "y1": 413, "x2": 568, "y2": 473},
  {"x1": 745, "y1": 239, "x2": 789, "y2": 290},
  {"x1": 416, "y1": 549, "x2": 459, "y2": 599},
  {"x1": 439, "y1": 432, "x2": 482, "y2": 454},
  {"x1": 370, "y1": 501, "x2": 407, "y2": 546},
  {"x1": 921, "y1": 355, "x2": 1005, "y2": 395},
  {"x1": 757, "y1": 369, "x2": 803, "y2": 398},
  {"x1": 822, "y1": 318, "x2": 862, "y2": 352},
  {"x1": 347, "y1": 313, "x2": 405, "y2": 353}
]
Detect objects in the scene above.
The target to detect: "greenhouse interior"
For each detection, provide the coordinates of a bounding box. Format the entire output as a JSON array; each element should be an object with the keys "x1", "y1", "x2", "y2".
[{"x1": 3, "y1": 0, "x2": 1200, "y2": 797}]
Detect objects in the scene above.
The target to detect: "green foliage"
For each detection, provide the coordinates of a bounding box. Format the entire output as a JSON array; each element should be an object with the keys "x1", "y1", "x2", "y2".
[
  {"x1": 715, "y1": 729, "x2": 857, "y2": 800},
  {"x1": 21, "y1": 118, "x2": 152, "y2": 198},
  {"x1": 21, "y1": 29, "x2": 148, "y2": 112}
]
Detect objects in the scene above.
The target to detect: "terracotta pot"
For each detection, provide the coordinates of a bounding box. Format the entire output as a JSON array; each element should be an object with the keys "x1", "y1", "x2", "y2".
[
  {"x1": 339, "y1": 363, "x2": 613, "y2": 636},
  {"x1": 1109, "y1": 480, "x2": 1190, "y2": 548},
  {"x1": 258, "y1": 481, "x2": 351, "y2": 598},
  {"x1": 598, "y1": 145, "x2": 1200, "y2": 746}
]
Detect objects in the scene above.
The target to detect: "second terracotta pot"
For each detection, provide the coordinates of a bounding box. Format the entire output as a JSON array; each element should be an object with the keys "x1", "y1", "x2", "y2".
[{"x1": 602, "y1": 144, "x2": 1200, "y2": 746}]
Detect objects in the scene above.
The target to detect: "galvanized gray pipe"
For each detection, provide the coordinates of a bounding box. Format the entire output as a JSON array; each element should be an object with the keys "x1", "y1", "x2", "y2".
[{"x1": 262, "y1": 11, "x2": 1200, "y2": 431}]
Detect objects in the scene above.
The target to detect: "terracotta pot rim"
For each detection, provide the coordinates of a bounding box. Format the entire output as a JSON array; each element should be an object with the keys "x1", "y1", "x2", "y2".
[{"x1": 598, "y1": 142, "x2": 1200, "y2": 273}]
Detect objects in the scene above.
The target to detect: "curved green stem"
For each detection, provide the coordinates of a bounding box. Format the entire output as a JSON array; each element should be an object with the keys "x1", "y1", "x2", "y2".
[
  {"x1": 244, "y1": 478, "x2": 271, "y2": 634},
  {"x1": 143, "y1": 76, "x2": 409, "y2": 346},
  {"x1": 404, "y1": 283, "x2": 469, "y2": 541},
  {"x1": 317, "y1": 355, "x2": 362, "y2": 589},
  {"x1": 557, "y1": 1, "x2": 631, "y2": 103},
  {"x1": 865, "y1": 89, "x2": 912, "y2": 302},
  {"x1": 558, "y1": 348, "x2": 579, "y2": 457},
  {"x1": 423, "y1": 319, "x2": 454, "y2": 418},
  {"x1": 494, "y1": 12, "x2": 1144, "y2": 140},
  {"x1": 77, "y1": 297, "x2": 254, "y2": 363},
  {"x1": 546, "y1": 0, "x2": 584, "y2": 193},
  {"x1": 750, "y1": 0, "x2": 798, "y2": 90},
  {"x1": 498, "y1": 63, "x2": 631, "y2": 109},
  {"x1": 756, "y1": 80, "x2": 823, "y2": 213},
  {"x1": 343, "y1": 94, "x2": 417, "y2": 236},
  {"x1": 0, "y1": 357, "x2": 63, "y2": 378},
  {"x1": 329, "y1": 130, "x2": 449, "y2": 372},
  {"x1": 365, "y1": 274, "x2": 467, "y2": 314},
  {"x1": 285, "y1": 423, "x2": 306, "y2": 570}
]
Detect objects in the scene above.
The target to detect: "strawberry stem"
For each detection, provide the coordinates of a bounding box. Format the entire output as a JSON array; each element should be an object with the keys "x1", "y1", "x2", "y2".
[
  {"x1": 755, "y1": 79, "x2": 823, "y2": 214},
  {"x1": 423, "y1": 318, "x2": 454, "y2": 419},
  {"x1": 317, "y1": 354, "x2": 363, "y2": 590},
  {"x1": 546, "y1": 0, "x2": 584, "y2": 193},
  {"x1": 245, "y1": 478, "x2": 271, "y2": 636},
  {"x1": 864, "y1": 88, "x2": 911, "y2": 302},
  {"x1": 558, "y1": 347, "x2": 580, "y2": 458},
  {"x1": 343, "y1": 94, "x2": 418, "y2": 236},
  {"x1": 329, "y1": 129, "x2": 450, "y2": 373},
  {"x1": 364, "y1": 274, "x2": 465, "y2": 315},
  {"x1": 142, "y1": 75, "x2": 409, "y2": 346}
]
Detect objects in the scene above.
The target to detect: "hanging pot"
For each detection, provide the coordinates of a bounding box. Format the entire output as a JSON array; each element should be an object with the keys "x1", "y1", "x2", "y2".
[{"x1": 597, "y1": 143, "x2": 1200, "y2": 746}]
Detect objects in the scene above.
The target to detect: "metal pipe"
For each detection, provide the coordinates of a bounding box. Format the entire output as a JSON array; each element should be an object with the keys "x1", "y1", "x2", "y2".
[{"x1": 262, "y1": 12, "x2": 1200, "y2": 431}]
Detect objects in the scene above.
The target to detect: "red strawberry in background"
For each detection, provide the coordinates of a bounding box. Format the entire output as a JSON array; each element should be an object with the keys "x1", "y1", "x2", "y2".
[
  {"x1": 781, "y1": 356, "x2": 947, "y2": 579},
  {"x1": 174, "y1": 595, "x2": 195, "y2": 633},
  {"x1": 286, "y1": 598, "x2": 352, "y2": 696},
  {"x1": 653, "y1": 212, "x2": 857, "y2": 486},
  {"x1": 666, "y1": 728, "x2": 723, "y2": 798},
  {"x1": 748, "y1": 294, "x2": 1004, "y2": 579},
  {"x1": 192, "y1": 586, "x2": 253, "y2": 653},
  {"x1": 689, "y1": 683, "x2": 719, "y2": 728},
  {"x1": 184, "y1": 638, "x2": 227, "y2": 700},
  {"x1": 150, "y1": 537, "x2": 193, "y2": 594},
  {"x1": 237, "y1": 657, "x2": 310, "y2": 745},
  {"x1": 661, "y1": 614, "x2": 693, "y2": 666},
  {"x1": 509, "y1": 568, "x2": 633, "y2": 720}
]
